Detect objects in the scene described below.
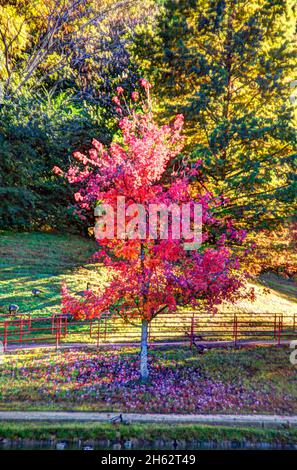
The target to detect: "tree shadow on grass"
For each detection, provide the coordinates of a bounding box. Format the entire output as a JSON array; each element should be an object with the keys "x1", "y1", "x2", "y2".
[
  {"x1": 0, "y1": 232, "x2": 100, "y2": 316},
  {"x1": 259, "y1": 272, "x2": 297, "y2": 302}
]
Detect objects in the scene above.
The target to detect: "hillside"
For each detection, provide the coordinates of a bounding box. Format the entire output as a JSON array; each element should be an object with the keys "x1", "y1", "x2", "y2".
[{"x1": 0, "y1": 231, "x2": 296, "y2": 318}]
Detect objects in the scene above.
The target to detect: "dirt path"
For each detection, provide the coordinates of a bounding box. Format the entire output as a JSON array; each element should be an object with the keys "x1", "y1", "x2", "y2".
[{"x1": 0, "y1": 411, "x2": 296, "y2": 427}]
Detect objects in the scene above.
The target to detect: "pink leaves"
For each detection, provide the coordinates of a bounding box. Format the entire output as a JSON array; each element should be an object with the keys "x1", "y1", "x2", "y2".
[
  {"x1": 172, "y1": 113, "x2": 184, "y2": 130},
  {"x1": 112, "y1": 96, "x2": 121, "y2": 106},
  {"x1": 139, "y1": 78, "x2": 152, "y2": 90},
  {"x1": 116, "y1": 86, "x2": 124, "y2": 95},
  {"x1": 58, "y1": 82, "x2": 250, "y2": 323},
  {"x1": 69, "y1": 106, "x2": 185, "y2": 199},
  {"x1": 74, "y1": 192, "x2": 83, "y2": 202},
  {"x1": 52, "y1": 166, "x2": 63, "y2": 176},
  {"x1": 5, "y1": 348, "x2": 284, "y2": 414},
  {"x1": 92, "y1": 139, "x2": 104, "y2": 153},
  {"x1": 131, "y1": 91, "x2": 139, "y2": 102}
]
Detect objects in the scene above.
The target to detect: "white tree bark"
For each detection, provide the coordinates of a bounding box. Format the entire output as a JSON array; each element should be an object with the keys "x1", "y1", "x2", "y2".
[{"x1": 140, "y1": 319, "x2": 149, "y2": 381}]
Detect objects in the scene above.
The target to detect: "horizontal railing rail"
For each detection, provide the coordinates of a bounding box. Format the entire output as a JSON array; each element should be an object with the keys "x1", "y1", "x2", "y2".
[{"x1": 0, "y1": 312, "x2": 296, "y2": 351}]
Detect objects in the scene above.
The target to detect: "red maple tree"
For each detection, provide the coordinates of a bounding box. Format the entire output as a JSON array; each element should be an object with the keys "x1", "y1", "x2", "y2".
[{"x1": 55, "y1": 82, "x2": 250, "y2": 380}]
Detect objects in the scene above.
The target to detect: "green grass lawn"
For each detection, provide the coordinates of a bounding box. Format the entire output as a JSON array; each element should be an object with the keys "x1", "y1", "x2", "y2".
[
  {"x1": 0, "y1": 421, "x2": 296, "y2": 447},
  {"x1": 0, "y1": 230, "x2": 103, "y2": 318}
]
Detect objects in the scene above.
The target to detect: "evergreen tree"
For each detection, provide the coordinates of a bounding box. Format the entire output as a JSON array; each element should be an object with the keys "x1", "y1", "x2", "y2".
[{"x1": 133, "y1": 0, "x2": 297, "y2": 229}]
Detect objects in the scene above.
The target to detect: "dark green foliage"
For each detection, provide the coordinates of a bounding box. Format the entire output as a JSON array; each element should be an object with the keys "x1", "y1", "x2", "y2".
[
  {"x1": 0, "y1": 91, "x2": 110, "y2": 231},
  {"x1": 133, "y1": 0, "x2": 297, "y2": 229}
]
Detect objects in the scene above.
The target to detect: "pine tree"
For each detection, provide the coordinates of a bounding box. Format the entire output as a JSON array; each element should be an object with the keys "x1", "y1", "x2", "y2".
[{"x1": 133, "y1": 0, "x2": 297, "y2": 229}]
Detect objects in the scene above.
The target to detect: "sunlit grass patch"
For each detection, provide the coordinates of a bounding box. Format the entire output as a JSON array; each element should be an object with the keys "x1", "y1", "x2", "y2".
[{"x1": 0, "y1": 231, "x2": 107, "y2": 317}]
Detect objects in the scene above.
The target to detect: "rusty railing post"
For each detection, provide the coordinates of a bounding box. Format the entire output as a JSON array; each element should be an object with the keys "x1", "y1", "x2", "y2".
[
  {"x1": 278, "y1": 316, "x2": 282, "y2": 346},
  {"x1": 233, "y1": 314, "x2": 238, "y2": 348},
  {"x1": 4, "y1": 321, "x2": 8, "y2": 352},
  {"x1": 190, "y1": 314, "x2": 194, "y2": 349},
  {"x1": 51, "y1": 314, "x2": 55, "y2": 335},
  {"x1": 28, "y1": 314, "x2": 31, "y2": 334},
  {"x1": 97, "y1": 319, "x2": 100, "y2": 349},
  {"x1": 232, "y1": 313, "x2": 235, "y2": 343},
  {"x1": 104, "y1": 315, "x2": 107, "y2": 341},
  {"x1": 55, "y1": 316, "x2": 60, "y2": 351},
  {"x1": 64, "y1": 316, "x2": 67, "y2": 337},
  {"x1": 19, "y1": 318, "x2": 23, "y2": 346},
  {"x1": 148, "y1": 320, "x2": 151, "y2": 343}
]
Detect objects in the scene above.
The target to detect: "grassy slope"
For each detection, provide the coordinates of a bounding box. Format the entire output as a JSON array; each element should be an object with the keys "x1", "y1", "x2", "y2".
[
  {"x1": 0, "y1": 231, "x2": 107, "y2": 317},
  {"x1": 219, "y1": 276, "x2": 297, "y2": 315},
  {"x1": 0, "y1": 231, "x2": 296, "y2": 318}
]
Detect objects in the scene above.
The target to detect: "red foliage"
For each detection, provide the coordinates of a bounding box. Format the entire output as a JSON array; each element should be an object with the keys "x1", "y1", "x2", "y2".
[{"x1": 57, "y1": 84, "x2": 251, "y2": 321}]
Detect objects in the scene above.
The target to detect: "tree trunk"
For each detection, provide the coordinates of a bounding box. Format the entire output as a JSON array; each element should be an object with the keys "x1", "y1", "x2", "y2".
[{"x1": 140, "y1": 319, "x2": 149, "y2": 381}]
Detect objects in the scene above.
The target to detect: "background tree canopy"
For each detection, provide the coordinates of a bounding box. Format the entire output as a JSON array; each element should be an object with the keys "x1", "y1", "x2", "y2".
[
  {"x1": 0, "y1": 0, "x2": 296, "y2": 238},
  {"x1": 132, "y1": 0, "x2": 297, "y2": 229}
]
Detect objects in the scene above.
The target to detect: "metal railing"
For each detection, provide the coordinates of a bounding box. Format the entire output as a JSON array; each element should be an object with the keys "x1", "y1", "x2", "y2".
[{"x1": 0, "y1": 312, "x2": 296, "y2": 351}]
